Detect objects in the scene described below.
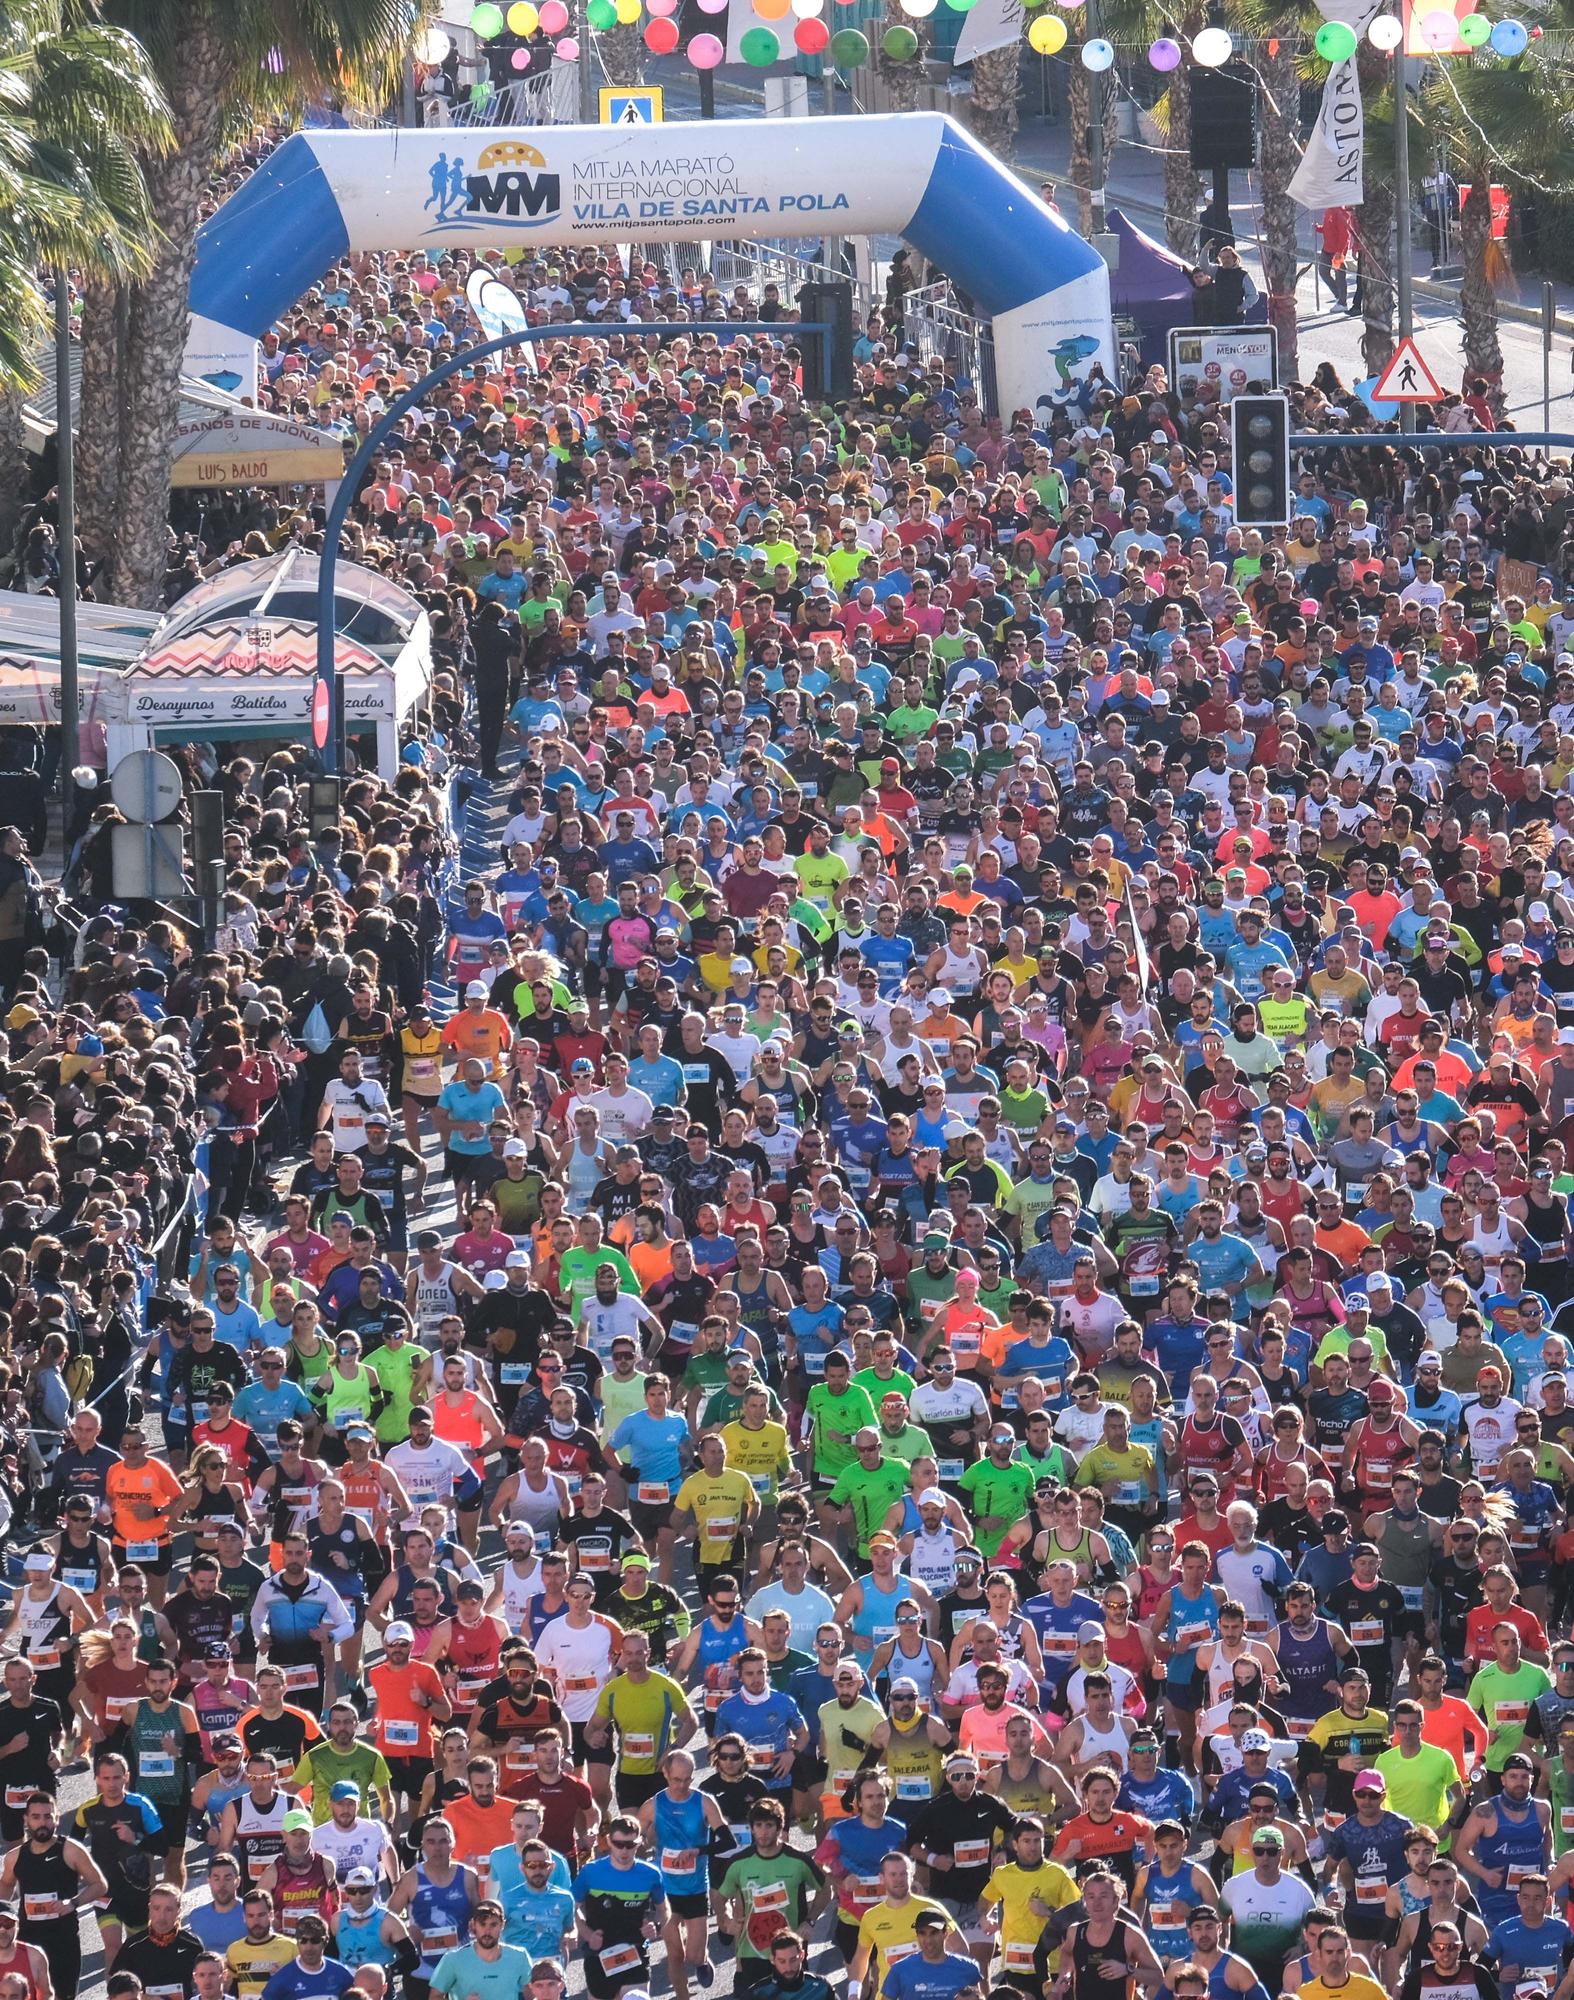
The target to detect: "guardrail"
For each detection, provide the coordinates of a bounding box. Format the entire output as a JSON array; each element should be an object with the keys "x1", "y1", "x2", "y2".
[{"x1": 900, "y1": 280, "x2": 1000, "y2": 414}]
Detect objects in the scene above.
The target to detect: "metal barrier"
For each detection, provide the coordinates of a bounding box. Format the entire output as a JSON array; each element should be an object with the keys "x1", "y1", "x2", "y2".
[
  {"x1": 708, "y1": 238, "x2": 878, "y2": 319},
  {"x1": 899, "y1": 280, "x2": 1000, "y2": 413},
  {"x1": 434, "y1": 66, "x2": 578, "y2": 128}
]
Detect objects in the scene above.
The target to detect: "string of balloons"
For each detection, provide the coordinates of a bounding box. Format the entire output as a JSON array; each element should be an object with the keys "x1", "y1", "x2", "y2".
[{"x1": 414, "y1": 0, "x2": 1534, "y2": 78}]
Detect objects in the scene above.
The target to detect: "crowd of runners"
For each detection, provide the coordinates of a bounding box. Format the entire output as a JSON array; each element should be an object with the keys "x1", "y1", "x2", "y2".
[{"x1": 14, "y1": 194, "x2": 1574, "y2": 2000}]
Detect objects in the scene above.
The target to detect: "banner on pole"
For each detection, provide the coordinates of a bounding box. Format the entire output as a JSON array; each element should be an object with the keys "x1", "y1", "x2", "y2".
[{"x1": 1289, "y1": 0, "x2": 1383, "y2": 211}]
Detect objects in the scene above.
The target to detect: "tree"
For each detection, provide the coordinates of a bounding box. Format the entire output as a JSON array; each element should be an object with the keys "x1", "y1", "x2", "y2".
[
  {"x1": 1254, "y1": 30, "x2": 1303, "y2": 378},
  {"x1": 0, "y1": 0, "x2": 167, "y2": 558},
  {"x1": 1420, "y1": 31, "x2": 1574, "y2": 400},
  {"x1": 83, "y1": 0, "x2": 436, "y2": 609}
]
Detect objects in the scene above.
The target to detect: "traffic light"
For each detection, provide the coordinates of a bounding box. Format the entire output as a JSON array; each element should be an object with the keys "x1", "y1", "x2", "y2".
[{"x1": 1230, "y1": 393, "x2": 1291, "y2": 528}]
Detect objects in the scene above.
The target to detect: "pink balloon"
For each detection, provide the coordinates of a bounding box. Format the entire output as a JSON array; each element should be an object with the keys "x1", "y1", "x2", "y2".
[
  {"x1": 647, "y1": 0, "x2": 677, "y2": 15},
  {"x1": 539, "y1": 1, "x2": 568, "y2": 28},
  {"x1": 688, "y1": 29, "x2": 725, "y2": 60},
  {"x1": 511, "y1": 44, "x2": 531, "y2": 64},
  {"x1": 696, "y1": 0, "x2": 729, "y2": 14},
  {"x1": 555, "y1": 34, "x2": 579, "y2": 55}
]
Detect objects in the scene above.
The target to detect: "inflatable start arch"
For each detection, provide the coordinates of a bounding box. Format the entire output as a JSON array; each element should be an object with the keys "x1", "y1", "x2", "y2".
[{"x1": 187, "y1": 112, "x2": 1112, "y2": 421}]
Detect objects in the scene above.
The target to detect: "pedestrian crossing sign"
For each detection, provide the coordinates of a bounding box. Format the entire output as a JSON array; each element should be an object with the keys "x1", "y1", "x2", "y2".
[
  {"x1": 1371, "y1": 336, "x2": 1445, "y2": 403},
  {"x1": 599, "y1": 87, "x2": 664, "y2": 125}
]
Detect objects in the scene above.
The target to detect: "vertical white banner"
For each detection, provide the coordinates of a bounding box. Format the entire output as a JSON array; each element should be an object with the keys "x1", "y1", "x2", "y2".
[
  {"x1": 954, "y1": 0, "x2": 1023, "y2": 65},
  {"x1": 1288, "y1": 0, "x2": 1383, "y2": 210}
]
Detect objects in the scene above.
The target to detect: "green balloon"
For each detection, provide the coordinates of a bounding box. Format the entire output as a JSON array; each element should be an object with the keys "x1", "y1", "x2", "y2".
[
  {"x1": 1459, "y1": 11, "x2": 1491, "y2": 41},
  {"x1": 882, "y1": 22, "x2": 918, "y2": 55},
  {"x1": 946, "y1": 0, "x2": 980, "y2": 12},
  {"x1": 829, "y1": 26, "x2": 870, "y2": 60},
  {"x1": 585, "y1": 0, "x2": 615, "y2": 26},
  {"x1": 1313, "y1": 18, "x2": 1357, "y2": 57},
  {"x1": 471, "y1": 1, "x2": 506, "y2": 35},
  {"x1": 740, "y1": 24, "x2": 780, "y2": 61}
]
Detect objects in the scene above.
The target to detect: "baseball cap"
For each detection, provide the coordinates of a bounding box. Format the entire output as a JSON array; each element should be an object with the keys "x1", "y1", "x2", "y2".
[
  {"x1": 385, "y1": 1621, "x2": 415, "y2": 1645},
  {"x1": 1352, "y1": 1771, "x2": 1387, "y2": 1794},
  {"x1": 329, "y1": 1781, "x2": 361, "y2": 1801},
  {"x1": 465, "y1": 980, "x2": 488, "y2": 998},
  {"x1": 914, "y1": 1911, "x2": 949, "y2": 1933},
  {"x1": 1077, "y1": 1620, "x2": 1105, "y2": 1644},
  {"x1": 282, "y1": 1809, "x2": 314, "y2": 1831},
  {"x1": 345, "y1": 1868, "x2": 378, "y2": 1888},
  {"x1": 1250, "y1": 1826, "x2": 1285, "y2": 1851},
  {"x1": 1241, "y1": 1728, "x2": 1273, "y2": 1751}
]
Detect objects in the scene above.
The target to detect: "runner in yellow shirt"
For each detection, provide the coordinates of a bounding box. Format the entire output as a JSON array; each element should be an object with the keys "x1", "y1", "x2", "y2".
[
  {"x1": 673, "y1": 1433, "x2": 759, "y2": 1572},
  {"x1": 979, "y1": 1817, "x2": 1079, "y2": 1979},
  {"x1": 1296, "y1": 1924, "x2": 1389, "y2": 2000},
  {"x1": 721, "y1": 1400, "x2": 793, "y2": 1512},
  {"x1": 850, "y1": 1853, "x2": 959, "y2": 1999}
]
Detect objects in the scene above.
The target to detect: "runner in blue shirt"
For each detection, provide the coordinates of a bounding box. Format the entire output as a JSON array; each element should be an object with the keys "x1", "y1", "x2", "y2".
[
  {"x1": 883, "y1": 1912, "x2": 979, "y2": 2000},
  {"x1": 260, "y1": 1917, "x2": 356, "y2": 2000},
  {"x1": 431, "y1": 1902, "x2": 534, "y2": 2000}
]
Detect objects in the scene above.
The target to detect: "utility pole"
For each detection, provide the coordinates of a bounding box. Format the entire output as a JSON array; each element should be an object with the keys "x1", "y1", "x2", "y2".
[
  {"x1": 823, "y1": 69, "x2": 842, "y2": 276},
  {"x1": 1086, "y1": 0, "x2": 1106, "y2": 232},
  {"x1": 54, "y1": 273, "x2": 78, "y2": 834},
  {"x1": 578, "y1": 18, "x2": 595, "y2": 121}
]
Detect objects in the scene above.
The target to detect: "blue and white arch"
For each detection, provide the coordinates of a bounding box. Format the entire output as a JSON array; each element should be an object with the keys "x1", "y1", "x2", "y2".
[{"x1": 187, "y1": 112, "x2": 1112, "y2": 419}]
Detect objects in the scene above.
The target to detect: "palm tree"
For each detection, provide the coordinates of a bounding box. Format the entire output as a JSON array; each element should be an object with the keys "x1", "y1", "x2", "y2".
[
  {"x1": 962, "y1": 44, "x2": 1020, "y2": 153},
  {"x1": 1253, "y1": 28, "x2": 1303, "y2": 378},
  {"x1": 81, "y1": 0, "x2": 436, "y2": 608},
  {"x1": 1420, "y1": 27, "x2": 1574, "y2": 402},
  {"x1": 0, "y1": 0, "x2": 168, "y2": 557}
]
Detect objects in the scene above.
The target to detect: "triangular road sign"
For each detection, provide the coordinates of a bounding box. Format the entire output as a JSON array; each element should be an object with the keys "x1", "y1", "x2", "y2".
[{"x1": 1372, "y1": 336, "x2": 1446, "y2": 403}]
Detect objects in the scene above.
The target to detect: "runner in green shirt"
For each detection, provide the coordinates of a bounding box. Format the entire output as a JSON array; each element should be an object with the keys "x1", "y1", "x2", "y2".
[
  {"x1": 824, "y1": 1432, "x2": 911, "y2": 1557},
  {"x1": 715, "y1": 1804, "x2": 827, "y2": 1962},
  {"x1": 793, "y1": 829, "x2": 850, "y2": 916},
  {"x1": 557, "y1": 1240, "x2": 639, "y2": 1316},
  {"x1": 1468, "y1": 1648, "x2": 1552, "y2": 1771},
  {"x1": 959, "y1": 1427, "x2": 1038, "y2": 1558},
  {"x1": 294, "y1": 1721, "x2": 394, "y2": 1823},
  {"x1": 805, "y1": 1377, "x2": 877, "y2": 1480},
  {"x1": 365, "y1": 1329, "x2": 425, "y2": 1449}
]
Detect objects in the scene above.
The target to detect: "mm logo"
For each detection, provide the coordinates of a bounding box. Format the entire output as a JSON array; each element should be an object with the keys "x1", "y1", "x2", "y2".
[{"x1": 424, "y1": 141, "x2": 560, "y2": 232}]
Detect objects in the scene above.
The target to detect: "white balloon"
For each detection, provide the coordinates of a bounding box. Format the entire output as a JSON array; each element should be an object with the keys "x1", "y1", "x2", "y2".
[
  {"x1": 440, "y1": 0, "x2": 477, "y2": 22},
  {"x1": 1192, "y1": 24, "x2": 1232, "y2": 63},
  {"x1": 791, "y1": 0, "x2": 825, "y2": 17},
  {"x1": 416, "y1": 26, "x2": 453, "y2": 61},
  {"x1": 1367, "y1": 14, "x2": 1403, "y2": 46},
  {"x1": 1081, "y1": 35, "x2": 1114, "y2": 67},
  {"x1": 898, "y1": 0, "x2": 938, "y2": 17}
]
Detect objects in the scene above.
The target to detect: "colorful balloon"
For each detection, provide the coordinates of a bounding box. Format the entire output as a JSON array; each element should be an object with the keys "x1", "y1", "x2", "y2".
[
  {"x1": 900, "y1": 0, "x2": 938, "y2": 17},
  {"x1": 1490, "y1": 16, "x2": 1528, "y2": 52},
  {"x1": 1147, "y1": 34, "x2": 1181, "y2": 67},
  {"x1": 740, "y1": 23, "x2": 780, "y2": 58},
  {"x1": 415, "y1": 27, "x2": 452, "y2": 62},
  {"x1": 794, "y1": 16, "x2": 830, "y2": 48},
  {"x1": 753, "y1": 0, "x2": 791, "y2": 19},
  {"x1": 645, "y1": 16, "x2": 678, "y2": 48},
  {"x1": 510, "y1": 44, "x2": 530, "y2": 63},
  {"x1": 586, "y1": 0, "x2": 616, "y2": 26},
  {"x1": 1027, "y1": 12, "x2": 1066, "y2": 50},
  {"x1": 470, "y1": 2, "x2": 506, "y2": 35},
  {"x1": 828, "y1": 25, "x2": 869, "y2": 59},
  {"x1": 687, "y1": 29, "x2": 725, "y2": 60},
  {"x1": 697, "y1": 0, "x2": 729, "y2": 12},
  {"x1": 613, "y1": 0, "x2": 641, "y2": 23},
  {"x1": 1458, "y1": 10, "x2": 1491, "y2": 40},
  {"x1": 1080, "y1": 34, "x2": 1113, "y2": 65},
  {"x1": 538, "y1": 1, "x2": 568, "y2": 29},
  {"x1": 554, "y1": 34, "x2": 579, "y2": 54},
  {"x1": 506, "y1": 1, "x2": 538, "y2": 28},
  {"x1": 882, "y1": 22, "x2": 918, "y2": 55},
  {"x1": 1418, "y1": 8, "x2": 1457, "y2": 44},
  {"x1": 1366, "y1": 15, "x2": 1403, "y2": 48},
  {"x1": 1314, "y1": 18, "x2": 1357, "y2": 58},
  {"x1": 1191, "y1": 24, "x2": 1231, "y2": 62}
]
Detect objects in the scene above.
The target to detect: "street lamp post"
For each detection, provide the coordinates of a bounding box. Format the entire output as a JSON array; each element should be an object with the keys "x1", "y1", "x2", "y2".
[{"x1": 314, "y1": 319, "x2": 832, "y2": 772}]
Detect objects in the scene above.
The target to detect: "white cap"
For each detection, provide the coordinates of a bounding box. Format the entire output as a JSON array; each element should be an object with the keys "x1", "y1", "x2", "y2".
[
  {"x1": 465, "y1": 980, "x2": 488, "y2": 998},
  {"x1": 1531, "y1": 900, "x2": 1551, "y2": 923},
  {"x1": 484, "y1": 1270, "x2": 508, "y2": 1290},
  {"x1": 503, "y1": 1139, "x2": 528, "y2": 1159},
  {"x1": 385, "y1": 1621, "x2": 415, "y2": 1645},
  {"x1": 917, "y1": 1489, "x2": 945, "y2": 1508},
  {"x1": 22, "y1": 1553, "x2": 52, "y2": 1573},
  {"x1": 1241, "y1": 1728, "x2": 1273, "y2": 1751},
  {"x1": 928, "y1": 987, "x2": 952, "y2": 1007}
]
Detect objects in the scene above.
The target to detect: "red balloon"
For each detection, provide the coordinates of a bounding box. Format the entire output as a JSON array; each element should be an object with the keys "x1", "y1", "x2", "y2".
[
  {"x1": 644, "y1": 14, "x2": 679, "y2": 48},
  {"x1": 794, "y1": 16, "x2": 830, "y2": 47}
]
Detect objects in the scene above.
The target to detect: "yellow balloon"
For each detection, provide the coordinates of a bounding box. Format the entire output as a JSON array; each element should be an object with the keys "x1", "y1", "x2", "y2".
[
  {"x1": 508, "y1": 0, "x2": 539, "y2": 26},
  {"x1": 1028, "y1": 12, "x2": 1066, "y2": 50},
  {"x1": 614, "y1": 0, "x2": 642, "y2": 21}
]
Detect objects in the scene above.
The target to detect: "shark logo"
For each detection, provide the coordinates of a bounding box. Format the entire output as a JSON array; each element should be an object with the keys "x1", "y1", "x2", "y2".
[
  {"x1": 1037, "y1": 334, "x2": 1102, "y2": 412},
  {"x1": 425, "y1": 140, "x2": 559, "y2": 234}
]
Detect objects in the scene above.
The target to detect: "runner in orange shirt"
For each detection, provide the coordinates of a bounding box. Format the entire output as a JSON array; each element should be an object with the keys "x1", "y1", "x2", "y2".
[
  {"x1": 369, "y1": 1622, "x2": 452, "y2": 1823},
  {"x1": 440, "y1": 985, "x2": 513, "y2": 1081},
  {"x1": 1052, "y1": 1768, "x2": 1156, "y2": 1890},
  {"x1": 437, "y1": 1757, "x2": 520, "y2": 1897},
  {"x1": 428, "y1": 1353, "x2": 505, "y2": 1553},
  {"x1": 105, "y1": 1427, "x2": 188, "y2": 1606}
]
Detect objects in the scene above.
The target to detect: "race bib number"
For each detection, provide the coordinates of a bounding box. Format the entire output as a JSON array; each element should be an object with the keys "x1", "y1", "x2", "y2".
[
  {"x1": 661, "y1": 1848, "x2": 698, "y2": 1874},
  {"x1": 1349, "y1": 1620, "x2": 1385, "y2": 1646},
  {"x1": 1354, "y1": 1877, "x2": 1387, "y2": 1905},
  {"x1": 1005, "y1": 1944, "x2": 1038, "y2": 1972},
  {"x1": 284, "y1": 1664, "x2": 319, "y2": 1693},
  {"x1": 953, "y1": 1839, "x2": 990, "y2": 1869},
  {"x1": 27, "y1": 1646, "x2": 60, "y2": 1672},
  {"x1": 139, "y1": 1753, "x2": 175, "y2": 1779},
  {"x1": 1495, "y1": 1701, "x2": 1530, "y2": 1727},
  {"x1": 637, "y1": 1482, "x2": 670, "y2": 1505},
  {"x1": 423, "y1": 1926, "x2": 459, "y2": 1954},
  {"x1": 624, "y1": 1733, "x2": 656, "y2": 1759},
  {"x1": 1400, "y1": 1587, "x2": 1424, "y2": 1611},
  {"x1": 748, "y1": 1881, "x2": 788, "y2": 1912},
  {"x1": 21, "y1": 1896, "x2": 61, "y2": 1922},
  {"x1": 564, "y1": 1674, "x2": 599, "y2": 1694},
  {"x1": 706, "y1": 1517, "x2": 738, "y2": 1542},
  {"x1": 895, "y1": 1776, "x2": 933, "y2": 1799},
  {"x1": 125, "y1": 1540, "x2": 159, "y2": 1562},
  {"x1": 598, "y1": 1942, "x2": 643, "y2": 1979},
  {"x1": 750, "y1": 1475, "x2": 771, "y2": 1497},
  {"x1": 937, "y1": 1459, "x2": 964, "y2": 1481},
  {"x1": 850, "y1": 1876, "x2": 883, "y2": 1907},
  {"x1": 61, "y1": 1569, "x2": 95, "y2": 1592},
  {"x1": 384, "y1": 1719, "x2": 420, "y2": 1747},
  {"x1": 501, "y1": 1365, "x2": 530, "y2": 1385}
]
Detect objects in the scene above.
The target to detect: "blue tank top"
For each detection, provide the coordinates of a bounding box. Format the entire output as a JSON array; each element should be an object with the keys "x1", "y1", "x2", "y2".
[
  {"x1": 1477, "y1": 1798, "x2": 1548, "y2": 1923},
  {"x1": 695, "y1": 1614, "x2": 751, "y2": 1678},
  {"x1": 788, "y1": 1303, "x2": 840, "y2": 1379},
  {"x1": 1275, "y1": 1618, "x2": 1340, "y2": 1726},
  {"x1": 653, "y1": 1790, "x2": 709, "y2": 1895},
  {"x1": 851, "y1": 1573, "x2": 915, "y2": 1649},
  {"x1": 1144, "y1": 1861, "x2": 1205, "y2": 1960},
  {"x1": 412, "y1": 1863, "x2": 473, "y2": 1970},
  {"x1": 1208, "y1": 1955, "x2": 1271, "y2": 2000},
  {"x1": 1164, "y1": 1585, "x2": 1222, "y2": 1684},
  {"x1": 337, "y1": 1902, "x2": 399, "y2": 1969}
]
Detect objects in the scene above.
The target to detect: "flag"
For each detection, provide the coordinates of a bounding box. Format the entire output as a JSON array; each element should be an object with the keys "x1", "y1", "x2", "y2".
[{"x1": 1289, "y1": 0, "x2": 1384, "y2": 210}]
